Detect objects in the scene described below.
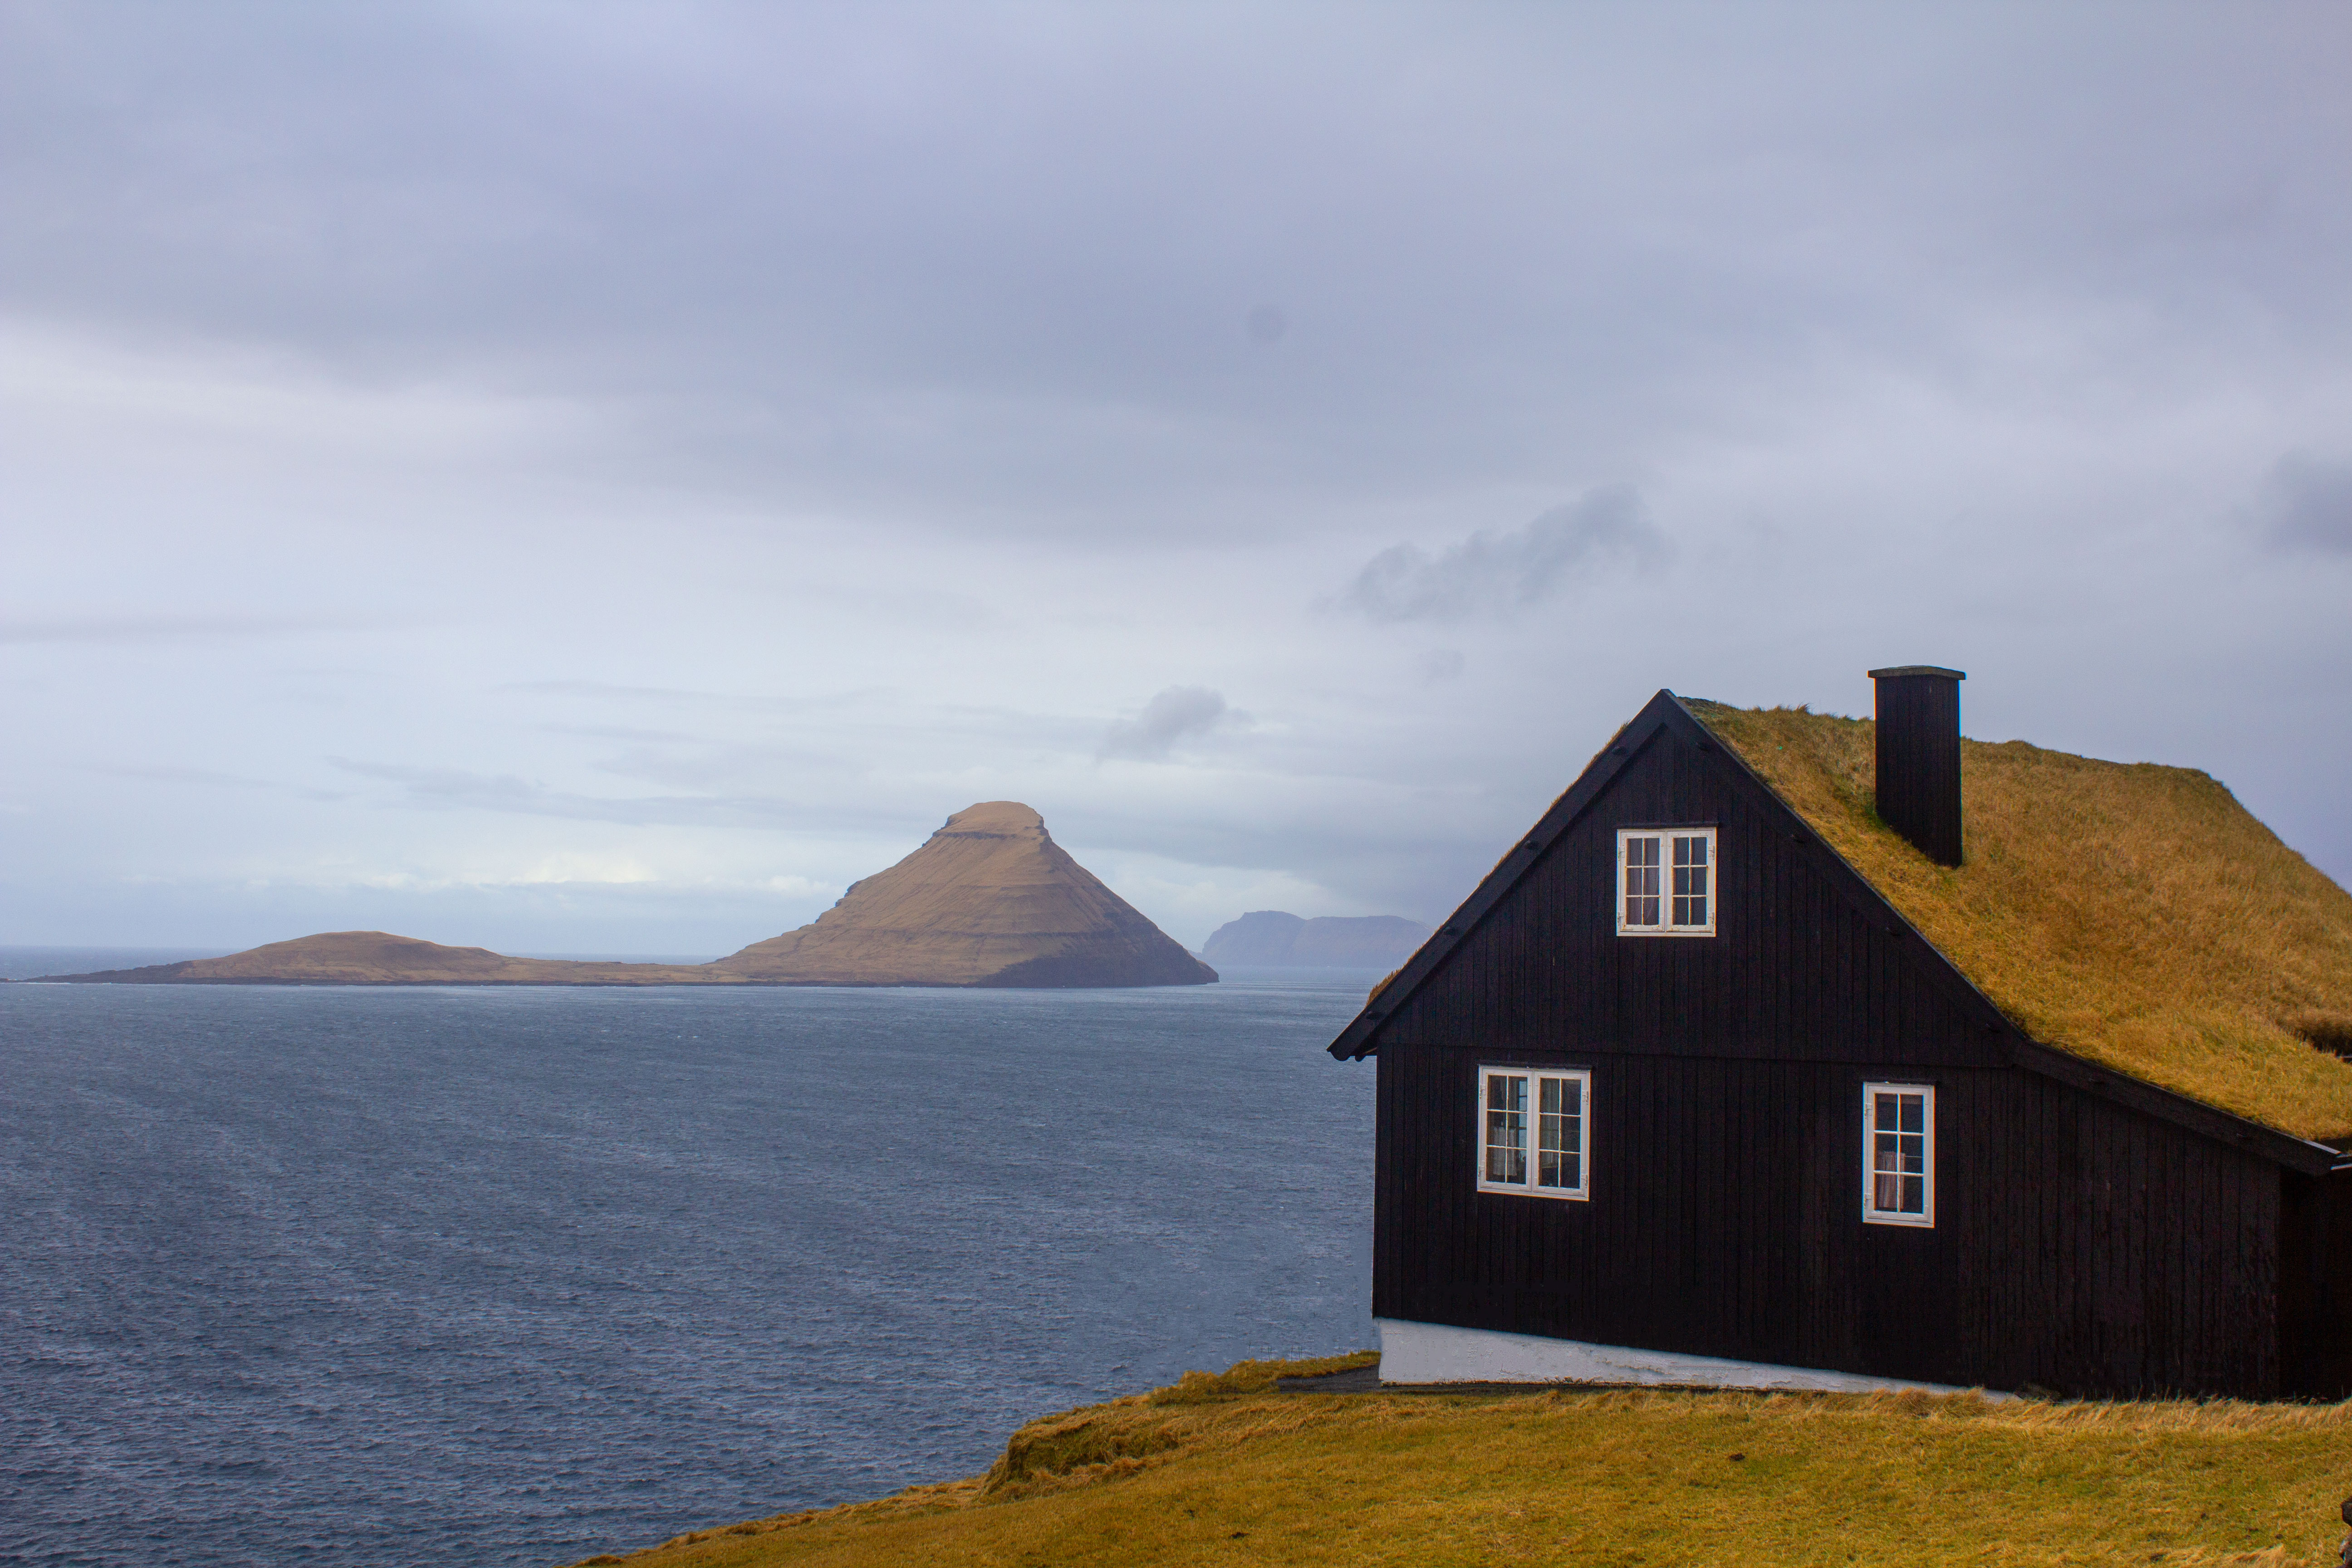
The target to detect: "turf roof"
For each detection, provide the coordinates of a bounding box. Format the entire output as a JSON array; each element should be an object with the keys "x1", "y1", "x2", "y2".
[{"x1": 1684, "y1": 701, "x2": 2352, "y2": 1144}]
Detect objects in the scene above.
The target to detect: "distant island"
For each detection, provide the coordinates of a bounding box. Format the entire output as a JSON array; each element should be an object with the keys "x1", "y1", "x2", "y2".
[
  {"x1": 33, "y1": 802, "x2": 1217, "y2": 990},
  {"x1": 1200, "y1": 910, "x2": 1430, "y2": 969},
  {"x1": 711, "y1": 801, "x2": 1213, "y2": 986}
]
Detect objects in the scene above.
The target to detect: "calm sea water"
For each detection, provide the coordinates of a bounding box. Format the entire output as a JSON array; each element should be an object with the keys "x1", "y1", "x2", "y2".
[{"x1": 0, "y1": 960, "x2": 1377, "y2": 1567}]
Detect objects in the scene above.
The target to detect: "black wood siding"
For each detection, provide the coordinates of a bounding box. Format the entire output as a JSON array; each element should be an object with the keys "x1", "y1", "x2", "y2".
[
  {"x1": 1382, "y1": 724, "x2": 2000, "y2": 1069},
  {"x1": 1367, "y1": 719, "x2": 2298, "y2": 1398},
  {"x1": 1374, "y1": 1047, "x2": 2286, "y2": 1396},
  {"x1": 2281, "y1": 1169, "x2": 2352, "y2": 1397}
]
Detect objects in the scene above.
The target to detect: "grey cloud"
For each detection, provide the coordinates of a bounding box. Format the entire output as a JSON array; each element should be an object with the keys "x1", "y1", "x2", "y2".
[
  {"x1": 1098, "y1": 686, "x2": 1235, "y2": 762},
  {"x1": 1048, "y1": 790, "x2": 1527, "y2": 922},
  {"x1": 10, "y1": 7, "x2": 2352, "y2": 951},
  {"x1": 535, "y1": 723, "x2": 702, "y2": 743},
  {"x1": 93, "y1": 764, "x2": 279, "y2": 790},
  {"x1": 2259, "y1": 455, "x2": 2352, "y2": 553},
  {"x1": 505, "y1": 680, "x2": 726, "y2": 701},
  {"x1": 0, "y1": 615, "x2": 385, "y2": 645},
  {"x1": 90, "y1": 760, "x2": 361, "y2": 807},
  {"x1": 15, "y1": 8, "x2": 2347, "y2": 541},
  {"x1": 501, "y1": 681, "x2": 903, "y2": 717},
  {"x1": 1345, "y1": 486, "x2": 1669, "y2": 624},
  {"x1": 322, "y1": 755, "x2": 1035, "y2": 846},
  {"x1": 328, "y1": 757, "x2": 798, "y2": 829}
]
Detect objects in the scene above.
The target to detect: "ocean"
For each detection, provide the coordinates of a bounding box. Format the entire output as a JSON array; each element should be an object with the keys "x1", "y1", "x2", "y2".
[{"x1": 0, "y1": 960, "x2": 1377, "y2": 1567}]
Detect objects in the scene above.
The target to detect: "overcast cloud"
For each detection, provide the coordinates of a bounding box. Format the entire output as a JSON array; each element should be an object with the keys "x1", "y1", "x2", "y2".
[
  {"x1": 2261, "y1": 456, "x2": 2352, "y2": 554},
  {"x1": 1099, "y1": 686, "x2": 1236, "y2": 763},
  {"x1": 4, "y1": 1, "x2": 2350, "y2": 954},
  {"x1": 1345, "y1": 487, "x2": 1669, "y2": 623}
]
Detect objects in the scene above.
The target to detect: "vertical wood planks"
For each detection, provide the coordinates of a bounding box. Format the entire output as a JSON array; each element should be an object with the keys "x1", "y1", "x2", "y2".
[{"x1": 1367, "y1": 720, "x2": 2308, "y2": 1398}]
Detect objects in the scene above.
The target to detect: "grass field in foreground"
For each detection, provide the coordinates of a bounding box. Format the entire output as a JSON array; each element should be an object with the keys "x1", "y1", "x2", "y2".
[{"x1": 573, "y1": 1356, "x2": 2352, "y2": 1568}]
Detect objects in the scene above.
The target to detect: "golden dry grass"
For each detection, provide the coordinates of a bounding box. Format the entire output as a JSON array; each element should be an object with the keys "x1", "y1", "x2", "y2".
[
  {"x1": 569, "y1": 1355, "x2": 2352, "y2": 1568},
  {"x1": 1688, "y1": 702, "x2": 2352, "y2": 1142}
]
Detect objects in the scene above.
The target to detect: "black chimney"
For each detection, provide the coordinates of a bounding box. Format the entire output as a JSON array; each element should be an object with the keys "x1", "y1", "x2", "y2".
[{"x1": 1868, "y1": 666, "x2": 1965, "y2": 867}]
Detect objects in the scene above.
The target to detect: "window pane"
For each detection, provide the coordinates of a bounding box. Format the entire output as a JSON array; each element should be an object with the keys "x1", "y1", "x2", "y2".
[
  {"x1": 1874, "y1": 1093, "x2": 1897, "y2": 1131},
  {"x1": 1624, "y1": 837, "x2": 1663, "y2": 927},
  {"x1": 1487, "y1": 1111, "x2": 1529, "y2": 1183},
  {"x1": 1485, "y1": 1075, "x2": 1528, "y2": 1185},
  {"x1": 1673, "y1": 867, "x2": 1708, "y2": 926},
  {"x1": 1901, "y1": 1176, "x2": 1925, "y2": 1213},
  {"x1": 1874, "y1": 1171, "x2": 1902, "y2": 1210},
  {"x1": 1900, "y1": 1094, "x2": 1924, "y2": 1133}
]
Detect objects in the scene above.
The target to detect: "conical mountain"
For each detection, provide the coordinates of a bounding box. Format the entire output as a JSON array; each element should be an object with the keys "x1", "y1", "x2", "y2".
[{"x1": 710, "y1": 801, "x2": 1216, "y2": 987}]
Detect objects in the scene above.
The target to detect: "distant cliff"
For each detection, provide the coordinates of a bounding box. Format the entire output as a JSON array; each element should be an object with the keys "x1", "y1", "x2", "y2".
[
  {"x1": 34, "y1": 932, "x2": 723, "y2": 986},
  {"x1": 35, "y1": 802, "x2": 1216, "y2": 990},
  {"x1": 1200, "y1": 911, "x2": 1431, "y2": 969},
  {"x1": 709, "y1": 802, "x2": 1215, "y2": 987}
]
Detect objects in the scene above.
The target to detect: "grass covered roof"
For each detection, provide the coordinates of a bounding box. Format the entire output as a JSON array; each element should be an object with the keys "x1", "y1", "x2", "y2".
[{"x1": 1686, "y1": 701, "x2": 2352, "y2": 1144}]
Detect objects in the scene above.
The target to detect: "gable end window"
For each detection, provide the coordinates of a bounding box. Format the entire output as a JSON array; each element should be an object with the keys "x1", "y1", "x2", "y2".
[
  {"x1": 1617, "y1": 827, "x2": 1717, "y2": 936},
  {"x1": 1476, "y1": 1066, "x2": 1590, "y2": 1200},
  {"x1": 1862, "y1": 1083, "x2": 1935, "y2": 1227}
]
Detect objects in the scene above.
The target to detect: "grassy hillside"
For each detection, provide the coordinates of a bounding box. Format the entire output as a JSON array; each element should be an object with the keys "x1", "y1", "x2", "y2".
[{"x1": 570, "y1": 1356, "x2": 2352, "y2": 1568}]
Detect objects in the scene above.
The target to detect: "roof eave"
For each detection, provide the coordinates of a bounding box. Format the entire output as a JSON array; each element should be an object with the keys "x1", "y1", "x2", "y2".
[
  {"x1": 1326, "y1": 692, "x2": 1684, "y2": 1061},
  {"x1": 2003, "y1": 1037, "x2": 2343, "y2": 1176}
]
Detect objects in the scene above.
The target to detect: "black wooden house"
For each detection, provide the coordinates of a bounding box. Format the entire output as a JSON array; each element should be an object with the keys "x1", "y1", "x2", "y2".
[{"x1": 1328, "y1": 669, "x2": 2352, "y2": 1399}]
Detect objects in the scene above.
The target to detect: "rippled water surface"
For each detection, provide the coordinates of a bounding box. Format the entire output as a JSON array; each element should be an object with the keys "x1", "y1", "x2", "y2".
[{"x1": 0, "y1": 965, "x2": 1376, "y2": 1566}]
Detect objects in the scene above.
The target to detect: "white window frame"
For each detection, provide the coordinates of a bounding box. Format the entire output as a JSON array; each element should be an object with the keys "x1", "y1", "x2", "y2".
[
  {"x1": 1616, "y1": 827, "x2": 1718, "y2": 937},
  {"x1": 1475, "y1": 1065, "x2": 1591, "y2": 1201},
  {"x1": 1862, "y1": 1082, "x2": 1936, "y2": 1227}
]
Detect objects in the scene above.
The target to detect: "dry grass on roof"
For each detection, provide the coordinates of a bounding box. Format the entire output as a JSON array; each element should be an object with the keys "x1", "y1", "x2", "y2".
[{"x1": 1687, "y1": 701, "x2": 2352, "y2": 1143}]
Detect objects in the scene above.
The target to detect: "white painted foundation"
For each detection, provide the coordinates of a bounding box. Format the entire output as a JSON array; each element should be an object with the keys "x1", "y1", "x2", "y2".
[{"x1": 1376, "y1": 1318, "x2": 2003, "y2": 1398}]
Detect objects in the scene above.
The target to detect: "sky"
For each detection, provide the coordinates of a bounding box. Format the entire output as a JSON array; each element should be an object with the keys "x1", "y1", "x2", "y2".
[{"x1": 6, "y1": 1, "x2": 2351, "y2": 956}]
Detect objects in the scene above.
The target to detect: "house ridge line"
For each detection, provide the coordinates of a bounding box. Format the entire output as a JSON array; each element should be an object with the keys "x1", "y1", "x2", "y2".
[{"x1": 1333, "y1": 689, "x2": 2342, "y2": 1176}]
